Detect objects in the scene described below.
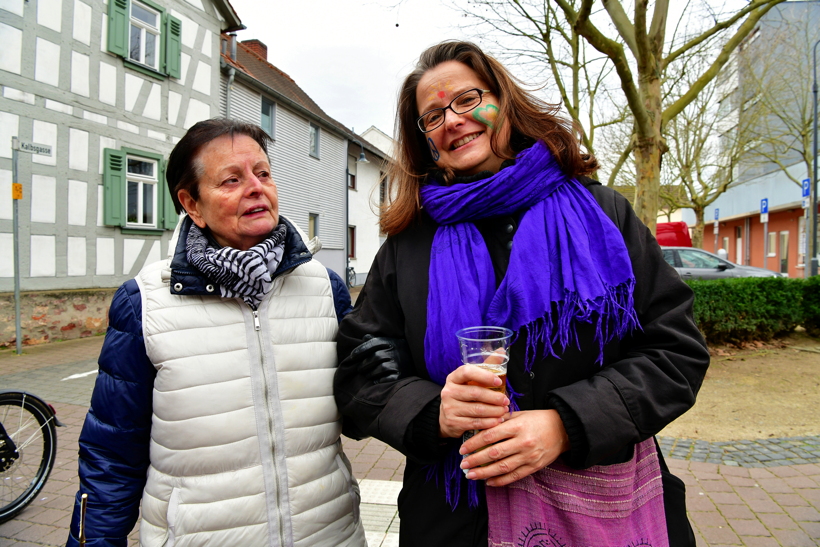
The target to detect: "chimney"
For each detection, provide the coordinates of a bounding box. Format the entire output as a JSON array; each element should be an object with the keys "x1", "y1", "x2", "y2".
[{"x1": 242, "y1": 39, "x2": 268, "y2": 61}]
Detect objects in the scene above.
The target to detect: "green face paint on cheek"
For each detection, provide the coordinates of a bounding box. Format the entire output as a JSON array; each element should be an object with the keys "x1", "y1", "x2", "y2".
[{"x1": 472, "y1": 104, "x2": 499, "y2": 129}]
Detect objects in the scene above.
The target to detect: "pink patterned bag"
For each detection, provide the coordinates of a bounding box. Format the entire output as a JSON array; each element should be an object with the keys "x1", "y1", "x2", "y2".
[{"x1": 486, "y1": 438, "x2": 669, "y2": 547}]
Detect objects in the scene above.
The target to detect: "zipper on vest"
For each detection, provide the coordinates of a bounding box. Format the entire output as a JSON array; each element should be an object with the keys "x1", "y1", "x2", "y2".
[
  {"x1": 250, "y1": 303, "x2": 287, "y2": 547},
  {"x1": 252, "y1": 309, "x2": 261, "y2": 331}
]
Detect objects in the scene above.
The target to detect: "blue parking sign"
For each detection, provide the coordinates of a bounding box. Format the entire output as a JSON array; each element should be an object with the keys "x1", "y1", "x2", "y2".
[
  {"x1": 760, "y1": 198, "x2": 768, "y2": 214},
  {"x1": 714, "y1": 208, "x2": 719, "y2": 221},
  {"x1": 803, "y1": 179, "x2": 811, "y2": 198}
]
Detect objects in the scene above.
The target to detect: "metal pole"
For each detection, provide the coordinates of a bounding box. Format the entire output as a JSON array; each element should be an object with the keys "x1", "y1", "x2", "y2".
[
  {"x1": 812, "y1": 39, "x2": 820, "y2": 276},
  {"x1": 11, "y1": 138, "x2": 22, "y2": 355}
]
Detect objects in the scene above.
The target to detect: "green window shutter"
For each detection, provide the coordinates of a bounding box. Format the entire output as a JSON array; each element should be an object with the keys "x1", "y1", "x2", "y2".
[
  {"x1": 107, "y1": 0, "x2": 129, "y2": 58},
  {"x1": 103, "y1": 149, "x2": 126, "y2": 227},
  {"x1": 160, "y1": 160, "x2": 179, "y2": 230},
  {"x1": 165, "y1": 14, "x2": 182, "y2": 78}
]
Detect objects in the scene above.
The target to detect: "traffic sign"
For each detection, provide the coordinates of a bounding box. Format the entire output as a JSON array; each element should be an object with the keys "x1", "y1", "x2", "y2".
[
  {"x1": 714, "y1": 208, "x2": 719, "y2": 221},
  {"x1": 760, "y1": 198, "x2": 768, "y2": 214},
  {"x1": 804, "y1": 179, "x2": 811, "y2": 198}
]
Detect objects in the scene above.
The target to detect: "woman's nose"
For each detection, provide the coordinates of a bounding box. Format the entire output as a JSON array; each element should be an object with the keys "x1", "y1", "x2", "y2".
[
  {"x1": 442, "y1": 107, "x2": 464, "y2": 129},
  {"x1": 244, "y1": 173, "x2": 263, "y2": 195}
]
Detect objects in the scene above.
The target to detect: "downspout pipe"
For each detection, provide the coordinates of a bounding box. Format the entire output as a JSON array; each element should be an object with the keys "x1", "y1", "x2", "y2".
[{"x1": 225, "y1": 33, "x2": 237, "y2": 119}]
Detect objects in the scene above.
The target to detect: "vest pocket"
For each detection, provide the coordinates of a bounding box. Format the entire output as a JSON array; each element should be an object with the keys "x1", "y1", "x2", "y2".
[
  {"x1": 336, "y1": 452, "x2": 361, "y2": 523},
  {"x1": 162, "y1": 487, "x2": 181, "y2": 547}
]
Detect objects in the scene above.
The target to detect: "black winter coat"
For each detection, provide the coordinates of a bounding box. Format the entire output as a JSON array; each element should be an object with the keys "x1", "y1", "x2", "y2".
[{"x1": 334, "y1": 178, "x2": 709, "y2": 547}]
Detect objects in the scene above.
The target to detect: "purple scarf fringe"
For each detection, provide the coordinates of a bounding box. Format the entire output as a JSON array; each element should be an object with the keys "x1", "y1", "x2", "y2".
[{"x1": 419, "y1": 141, "x2": 640, "y2": 510}]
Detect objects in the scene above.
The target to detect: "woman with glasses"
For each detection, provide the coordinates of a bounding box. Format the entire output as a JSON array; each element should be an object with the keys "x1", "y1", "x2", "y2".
[{"x1": 334, "y1": 41, "x2": 708, "y2": 547}]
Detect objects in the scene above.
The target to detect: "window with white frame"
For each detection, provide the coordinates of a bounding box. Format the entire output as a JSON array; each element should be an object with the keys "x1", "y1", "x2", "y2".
[
  {"x1": 103, "y1": 147, "x2": 177, "y2": 231},
  {"x1": 309, "y1": 123, "x2": 320, "y2": 157},
  {"x1": 309, "y1": 213, "x2": 319, "y2": 239},
  {"x1": 126, "y1": 156, "x2": 158, "y2": 227},
  {"x1": 767, "y1": 231, "x2": 777, "y2": 257},
  {"x1": 261, "y1": 98, "x2": 276, "y2": 137},
  {"x1": 106, "y1": 0, "x2": 182, "y2": 78}
]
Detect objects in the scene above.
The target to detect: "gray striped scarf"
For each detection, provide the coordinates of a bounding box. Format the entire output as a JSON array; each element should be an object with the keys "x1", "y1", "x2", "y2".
[{"x1": 186, "y1": 223, "x2": 287, "y2": 310}]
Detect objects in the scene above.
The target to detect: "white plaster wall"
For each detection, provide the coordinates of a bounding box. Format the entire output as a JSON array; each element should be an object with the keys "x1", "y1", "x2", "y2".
[
  {"x1": 37, "y1": 0, "x2": 62, "y2": 32},
  {"x1": 0, "y1": 23, "x2": 23, "y2": 74},
  {"x1": 183, "y1": 0, "x2": 203, "y2": 11},
  {"x1": 125, "y1": 74, "x2": 142, "y2": 112},
  {"x1": 144, "y1": 82, "x2": 161, "y2": 120},
  {"x1": 180, "y1": 53, "x2": 191, "y2": 86},
  {"x1": 172, "y1": 11, "x2": 197, "y2": 48},
  {"x1": 0, "y1": 233, "x2": 12, "y2": 277},
  {"x1": 71, "y1": 51, "x2": 90, "y2": 97},
  {"x1": 168, "y1": 91, "x2": 182, "y2": 125},
  {"x1": 30, "y1": 235, "x2": 56, "y2": 277},
  {"x1": 83, "y1": 111, "x2": 107, "y2": 125},
  {"x1": 99, "y1": 62, "x2": 117, "y2": 106},
  {"x1": 117, "y1": 121, "x2": 139, "y2": 134},
  {"x1": 68, "y1": 179, "x2": 87, "y2": 225},
  {"x1": 184, "y1": 98, "x2": 211, "y2": 129},
  {"x1": 143, "y1": 240, "x2": 161, "y2": 268},
  {"x1": 31, "y1": 175, "x2": 56, "y2": 224},
  {"x1": 0, "y1": 112, "x2": 18, "y2": 158},
  {"x1": 4, "y1": 87, "x2": 35, "y2": 104},
  {"x1": 0, "y1": 0, "x2": 24, "y2": 16},
  {"x1": 45, "y1": 99, "x2": 72, "y2": 114},
  {"x1": 73, "y1": 0, "x2": 92, "y2": 45},
  {"x1": 35, "y1": 38, "x2": 61, "y2": 87},
  {"x1": 0, "y1": 169, "x2": 11, "y2": 219},
  {"x1": 67, "y1": 237, "x2": 86, "y2": 276},
  {"x1": 147, "y1": 129, "x2": 165, "y2": 141},
  {"x1": 96, "y1": 238, "x2": 114, "y2": 275},
  {"x1": 99, "y1": 11, "x2": 106, "y2": 52},
  {"x1": 32, "y1": 121, "x2": 58, "y2": 166},
  {"x1": 192, "y1": 61, "x2": 211, "y2": 94},
  {"x1": 97, "y1": 185, "x2": 104, "y2": 226},
  {"x1": 201, "y1": 31, "x2": 212, "y2": 58},
  {"x1": 98, "y1": 137, "x2": 117, "y2": 174},
  {"x1": 123, "y1": 239, "x2": 143, "y2": 274}
]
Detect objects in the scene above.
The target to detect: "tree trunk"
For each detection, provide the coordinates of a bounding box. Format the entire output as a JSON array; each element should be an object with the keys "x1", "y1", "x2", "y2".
[
  {"x1": 632, "y1": 67, "x2": 664, "y2": 233},
  {"x1": 691, "y1": 208, "x2": 705, "y2": 249}
]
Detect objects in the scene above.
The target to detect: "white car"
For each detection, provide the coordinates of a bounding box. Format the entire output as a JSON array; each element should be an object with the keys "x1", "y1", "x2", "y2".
[{"x1": 661, "y1": 247, "x2": 783, "y2": 280}]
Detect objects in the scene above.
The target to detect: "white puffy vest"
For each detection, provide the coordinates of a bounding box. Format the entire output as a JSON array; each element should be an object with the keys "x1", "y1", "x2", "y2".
[{"x1": 134, "y1": 255, "x2": 365, "y2": 547}]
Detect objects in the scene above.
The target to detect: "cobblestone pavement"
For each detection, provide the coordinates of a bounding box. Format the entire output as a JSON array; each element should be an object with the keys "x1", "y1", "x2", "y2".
[{"x1": 1, "y1": 336, "x2": 818, "y2": 546}]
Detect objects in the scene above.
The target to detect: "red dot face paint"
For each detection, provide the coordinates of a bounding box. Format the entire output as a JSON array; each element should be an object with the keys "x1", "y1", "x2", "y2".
[{"x1": 437, "y1": 91, "x2": 446, "y2": 98}]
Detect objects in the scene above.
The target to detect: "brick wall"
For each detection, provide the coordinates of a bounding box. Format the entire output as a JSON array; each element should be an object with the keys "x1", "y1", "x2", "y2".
[{"x1": 0, "y1": 289, "x2": 117, "y2": 348}]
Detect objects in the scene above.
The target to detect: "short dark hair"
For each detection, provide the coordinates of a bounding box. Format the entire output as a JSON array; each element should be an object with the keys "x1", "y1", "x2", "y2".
[{"x1": 166, "y1": 118, "x2": 271, "y2": 213}]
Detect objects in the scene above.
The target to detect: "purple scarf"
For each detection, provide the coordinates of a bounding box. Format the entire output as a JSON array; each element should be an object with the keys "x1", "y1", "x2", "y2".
[{"x1": 420, "y1": 140, "x2": 639, "y2": 509}]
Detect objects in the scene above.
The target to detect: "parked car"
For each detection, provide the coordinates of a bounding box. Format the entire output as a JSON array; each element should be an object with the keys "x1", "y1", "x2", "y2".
[
  {"x1": 656, "y1": 221, "x2": 693, "y2": 247},
  {"x1": 661, "y1": 247, "x2": 783, "y2": 280}
]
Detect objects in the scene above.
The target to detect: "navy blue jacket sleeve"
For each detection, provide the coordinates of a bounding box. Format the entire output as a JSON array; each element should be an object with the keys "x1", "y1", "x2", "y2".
[
  {"x1": 327, "y1": 267, "x2": 353, "y2": 322},
  {"x1": 67, "y1": 280, "x2": 156, "y2": 547}
]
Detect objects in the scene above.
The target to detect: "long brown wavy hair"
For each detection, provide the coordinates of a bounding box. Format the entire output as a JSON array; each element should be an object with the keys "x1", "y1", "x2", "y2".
[{"x1": 381, "y1": 41, "x2": 598, "y2": 236}]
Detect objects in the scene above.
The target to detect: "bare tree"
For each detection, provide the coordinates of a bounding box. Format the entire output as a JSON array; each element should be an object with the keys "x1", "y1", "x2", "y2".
[
  {"x1": 457, "y1": 0, "x2": 630, "y2": 179},
  {"x1": 459, "y1": 0, "x2": 786, "y2": 232},
  {"x1": 662, "y1": 51, "x2": 760, "y2": 247}
]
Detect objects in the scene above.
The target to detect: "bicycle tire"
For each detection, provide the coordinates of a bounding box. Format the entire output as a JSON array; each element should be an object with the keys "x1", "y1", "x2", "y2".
[
  {"x1": 347, "y1": 267, "x2": 356, "y2": 288},
  {"x1": 0, "y1": 391, "x2": 58, "y2": 524}
]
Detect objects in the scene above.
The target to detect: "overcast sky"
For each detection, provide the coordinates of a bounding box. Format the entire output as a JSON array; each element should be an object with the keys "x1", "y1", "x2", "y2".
[{"x1": 226, "y1": 0, "x2": 472, "y2": 138}]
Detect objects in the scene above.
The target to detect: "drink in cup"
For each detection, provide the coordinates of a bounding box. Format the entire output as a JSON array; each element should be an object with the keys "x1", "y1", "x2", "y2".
[{"x1": 456, "y1": 326, "x2": 512, "y2": 462}]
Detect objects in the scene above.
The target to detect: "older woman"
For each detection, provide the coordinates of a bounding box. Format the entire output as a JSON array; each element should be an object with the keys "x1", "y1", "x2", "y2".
[
  {"x1": 334, "y1": 42, "x2": 709, "y2": 546},
  {"x1": 67, "y1": 119, "x2": 365, "y2": 546}
]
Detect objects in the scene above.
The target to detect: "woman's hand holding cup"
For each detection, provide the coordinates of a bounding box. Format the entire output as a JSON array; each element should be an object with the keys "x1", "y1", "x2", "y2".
[{"x1": 438, "y1": 356, "x2": 510, "y2": 439}]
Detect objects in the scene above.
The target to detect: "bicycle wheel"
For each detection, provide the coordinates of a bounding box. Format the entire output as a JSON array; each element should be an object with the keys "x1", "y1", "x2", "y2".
[
  {"x1": 0, "y1": 391, "x2": 58, "y2": 524},
  {"x1": 347, "y1": 267, "x2": 356, "y2": 288}
]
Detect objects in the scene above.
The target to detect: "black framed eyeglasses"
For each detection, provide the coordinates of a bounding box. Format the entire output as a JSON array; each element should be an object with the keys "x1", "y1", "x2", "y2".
[{"x1": 416, "y1": 88, "x2": 492, "y2": 133}]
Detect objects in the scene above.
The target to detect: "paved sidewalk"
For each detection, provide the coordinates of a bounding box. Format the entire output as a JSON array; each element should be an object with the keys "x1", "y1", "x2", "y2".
[{"x1": 1, "y1": 336, "x2": 818, "y2": 546}]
